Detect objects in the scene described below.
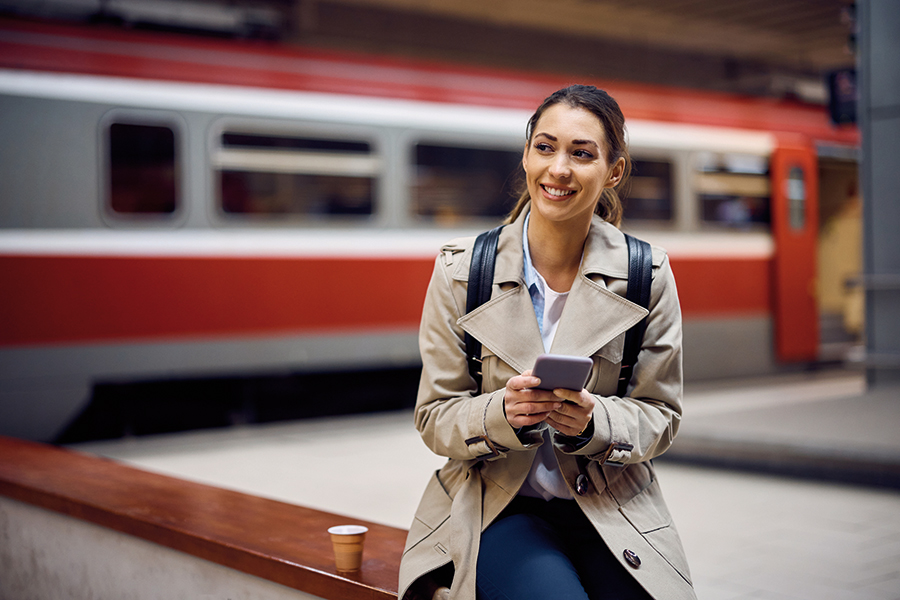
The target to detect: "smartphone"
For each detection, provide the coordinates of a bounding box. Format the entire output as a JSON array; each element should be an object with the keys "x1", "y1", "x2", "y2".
[{"x1": 531, "y1": 354, "x2": 592, "y2": 391}]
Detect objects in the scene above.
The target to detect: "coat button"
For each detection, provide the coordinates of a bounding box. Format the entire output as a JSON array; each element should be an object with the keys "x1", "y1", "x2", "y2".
[
  {"x1": 623, "y1": 549, "x2": 641, "y2": 569},
  {"x1": 575, "y1": 474, "x2": 589, "y2": 496}
]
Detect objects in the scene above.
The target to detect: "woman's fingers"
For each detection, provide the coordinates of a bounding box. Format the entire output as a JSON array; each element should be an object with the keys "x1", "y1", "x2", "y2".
[
  {"x1": 551, "y1": 387, "x2": 588, "y2": 407},
  {"x1": 504, "y1": 373, "x2": 561, "y2": 427},
  {"x1": 507, "y1": 372, "x2": 539, "y2": 392},
  {"x1": 548, "y1": 389, "x2": 594, "y2": 436},
  {"x1": 506, "y1": 397, "x2": 561, "y2": 427}
]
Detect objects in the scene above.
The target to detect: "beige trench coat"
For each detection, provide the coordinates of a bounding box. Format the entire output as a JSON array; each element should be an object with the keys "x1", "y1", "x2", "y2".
[{"x1": 399, "y1": 207, "x2": 696, "y2": 600}]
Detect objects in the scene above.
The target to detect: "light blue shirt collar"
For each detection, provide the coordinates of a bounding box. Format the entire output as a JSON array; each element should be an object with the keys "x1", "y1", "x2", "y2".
[
  {"x1": 523, "y1": 212, "x2": 547, "y2": 335},
  {"x1": 522, "y1": 213, "x2": 541, "y2": 291}
]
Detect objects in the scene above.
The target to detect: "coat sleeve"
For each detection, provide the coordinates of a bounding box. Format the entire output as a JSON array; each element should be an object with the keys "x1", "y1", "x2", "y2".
[
  {"x1": 560, "y1": 252, "x2": 684, "y2": 465},
  {"x1": 414, "y1": 253, "x2": 535, "y2": 461}
]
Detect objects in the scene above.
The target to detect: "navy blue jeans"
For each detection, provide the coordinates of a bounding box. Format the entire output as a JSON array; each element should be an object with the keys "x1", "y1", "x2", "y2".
[{"x1": 476, "y1": 496, "x2": 653, "y2": 600}]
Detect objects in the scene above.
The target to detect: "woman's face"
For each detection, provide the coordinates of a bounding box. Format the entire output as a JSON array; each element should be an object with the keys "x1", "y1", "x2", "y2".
[{"x1": 522, "y1": 103, "x2": 624, "y2": 229}]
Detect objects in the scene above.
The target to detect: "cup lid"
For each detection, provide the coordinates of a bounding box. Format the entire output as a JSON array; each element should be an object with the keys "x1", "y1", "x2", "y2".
[{"x1": 328, "y1": 525, "x2": 368, "y2": 535}]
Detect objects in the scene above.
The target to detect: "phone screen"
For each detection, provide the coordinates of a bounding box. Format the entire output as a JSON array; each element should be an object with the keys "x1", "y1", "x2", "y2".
[{"x1": 532, "y1": 354, "x2": 592, "y2": 391}]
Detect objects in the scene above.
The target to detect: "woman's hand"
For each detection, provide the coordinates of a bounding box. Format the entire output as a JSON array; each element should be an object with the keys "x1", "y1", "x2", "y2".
[
  {"x1": 546, "y1": 388, "x2": 595, "y2": 437},
  {"x1": 504, "y1": 370, "x2": 561, "y2": 428}
]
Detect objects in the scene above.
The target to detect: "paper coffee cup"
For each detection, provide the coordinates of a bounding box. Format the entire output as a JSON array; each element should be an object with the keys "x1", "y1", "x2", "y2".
[{"x1": 328, "y1": 525, "x2": 368, "y2": 572}]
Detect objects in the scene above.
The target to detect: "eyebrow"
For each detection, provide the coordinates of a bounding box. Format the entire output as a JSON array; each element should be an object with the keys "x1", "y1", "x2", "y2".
[{"x1": 534, "y1": 132, "x2": 599, "y2": 148}]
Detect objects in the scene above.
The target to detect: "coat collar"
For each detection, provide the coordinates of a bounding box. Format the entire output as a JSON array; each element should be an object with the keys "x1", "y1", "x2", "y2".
[{"x1": 456, "y1": 206, "x2": 648, "y2": 373}]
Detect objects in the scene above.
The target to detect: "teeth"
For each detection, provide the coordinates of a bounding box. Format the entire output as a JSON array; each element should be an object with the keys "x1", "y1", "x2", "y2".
[{"x1": 543, "y1": 185, "x2": 574, "y2": 197}]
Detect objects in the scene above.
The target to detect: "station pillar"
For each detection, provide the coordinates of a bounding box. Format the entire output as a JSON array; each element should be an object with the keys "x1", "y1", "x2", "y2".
[{"x1": 858, "y1": 0, "x2": 900, "y2": 386}]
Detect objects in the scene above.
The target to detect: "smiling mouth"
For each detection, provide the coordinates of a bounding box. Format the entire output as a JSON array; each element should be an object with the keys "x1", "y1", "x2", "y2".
[{"x1": 541, "y1": 185, "x2": 576, "y2": 198}]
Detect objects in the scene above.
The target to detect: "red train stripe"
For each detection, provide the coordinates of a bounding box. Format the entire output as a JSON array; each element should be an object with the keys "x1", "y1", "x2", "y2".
[
  {"x1": 0, "y1": 255, "x2": 435, "y2": 347},
  {"x1": 1, "y1": 254, "x2": 770, "y2": 348},
  {"x1": 669, "y1": 257, "x2": 771, "y2": 318}
]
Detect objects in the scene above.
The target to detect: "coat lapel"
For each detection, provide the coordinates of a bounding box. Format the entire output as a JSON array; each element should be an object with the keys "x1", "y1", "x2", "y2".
[
  {"x1": 456, "y1": 212, "x2": 544, "y2": 373},
  {"x1": 459, "y1": 285, "x2": 543, "y2": 374},
  {"x1": 552, "y1": 218, "x2": 648, "y2": 357},
  {"x1": 549, "y1": 272, "x2": 647, "y2": 359},
  {"x1": 457, "y1": 208, "x2": 649, "y2": 373}
]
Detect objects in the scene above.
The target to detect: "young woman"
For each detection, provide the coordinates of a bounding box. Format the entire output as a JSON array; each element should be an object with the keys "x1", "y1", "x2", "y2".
[{"x1": 399, "y1": 85, "x2": 695, "y2": 600}]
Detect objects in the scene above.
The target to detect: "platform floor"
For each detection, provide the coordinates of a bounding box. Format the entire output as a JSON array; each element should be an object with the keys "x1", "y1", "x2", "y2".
[{"x1": 71, "y1": 369, "x2": 900, "y2": 600}]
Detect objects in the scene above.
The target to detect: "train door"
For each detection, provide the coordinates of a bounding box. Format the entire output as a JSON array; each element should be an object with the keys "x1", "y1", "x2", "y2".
[
  {"x1": 770, "y1": 140, "x2": 819, "y2": 362},
  {"x1": 816, "y1": 155, "x2": 863, "y2": 361}
]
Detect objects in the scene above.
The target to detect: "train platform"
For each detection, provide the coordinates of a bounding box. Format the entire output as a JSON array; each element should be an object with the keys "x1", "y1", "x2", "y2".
[
  {"x1": 669, "y1": 368, "x2": 900, "y2": 489},
  {"x1": 68, "y1": 368, "x2": 900, "y2": 600}
]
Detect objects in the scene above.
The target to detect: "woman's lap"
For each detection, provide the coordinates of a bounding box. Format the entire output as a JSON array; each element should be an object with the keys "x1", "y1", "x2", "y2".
[
  {"x1": 477, "y1": 511, "x2": 588, "y2": 600},
  {"x1": 476, "y1": 497, "x2": 653, "y2": 600}
]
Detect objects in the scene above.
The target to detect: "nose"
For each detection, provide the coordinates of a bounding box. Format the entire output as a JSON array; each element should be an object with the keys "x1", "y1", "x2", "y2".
[{"x1": 549, "y1": 152, "x2": 571, "y2": 179}]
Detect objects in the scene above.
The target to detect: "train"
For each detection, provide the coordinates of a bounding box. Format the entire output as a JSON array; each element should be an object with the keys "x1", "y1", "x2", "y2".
[{"x1": 0, "y1": 16, "x2": 862, "y2": 442}]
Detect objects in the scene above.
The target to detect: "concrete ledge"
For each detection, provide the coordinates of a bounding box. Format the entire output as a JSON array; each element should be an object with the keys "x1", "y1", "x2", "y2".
[
  {"x1": 0, "y1": 436, "x2": 405, "y2": 600},
  {"x1": 660, "y1": 436, "x2": 900, "y2": 489},
  {"x1": 661, "y1": 383, "x2": 900, "y2": 490}
]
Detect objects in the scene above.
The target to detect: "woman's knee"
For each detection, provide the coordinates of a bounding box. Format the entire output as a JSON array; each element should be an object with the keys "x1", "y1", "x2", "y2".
[{"x1": 477, "y1": 513, "x2": 588, "y2": 600}]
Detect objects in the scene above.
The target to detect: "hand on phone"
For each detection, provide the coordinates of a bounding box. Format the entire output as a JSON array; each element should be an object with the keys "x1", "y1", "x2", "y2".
[
  {"x1": 503, "y1": 370, "x2": 560, "y2": 428},
  {"x1": 532, "y1": 354, "x2": 592, "y2": 391},
  {"x1": 504, "y1": 355, "x2": 594, "y2": 432},
  {"x1": 531, "y1": 354, "x2": 595, "y2": 437}
]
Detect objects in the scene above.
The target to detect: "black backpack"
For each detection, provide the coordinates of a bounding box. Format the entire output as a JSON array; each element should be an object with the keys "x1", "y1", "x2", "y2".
[{"x1": 464, "y1": 226, "x2": 652, "y2": 397}]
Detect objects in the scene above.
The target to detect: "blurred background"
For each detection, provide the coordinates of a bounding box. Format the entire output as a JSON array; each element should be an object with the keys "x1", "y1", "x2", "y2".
[{"x1": 0, "y1": 0, "x2": 871, "y2": 443}]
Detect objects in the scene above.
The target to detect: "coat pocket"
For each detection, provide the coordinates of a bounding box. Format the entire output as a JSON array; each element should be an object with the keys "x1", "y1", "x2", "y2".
[
  {"x1": 615, "y1": 466, "x2": 692, "y2": 584},
  {"x1": 604, "y1": 460, "x2": 653, "y2": 506},
  {"x1": 404, "y1": 470, "x2": 453, "y2": 555}
]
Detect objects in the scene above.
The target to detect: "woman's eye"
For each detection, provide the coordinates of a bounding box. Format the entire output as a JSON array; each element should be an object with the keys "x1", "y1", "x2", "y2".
[
  {"x1": 573, "y1": 149, "x2": 594, "y2": 159},
  {"x1": 535, "y1": 142, "x2": 553, "y2": 152}
]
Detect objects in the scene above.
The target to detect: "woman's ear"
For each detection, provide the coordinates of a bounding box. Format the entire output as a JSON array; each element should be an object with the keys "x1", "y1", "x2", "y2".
[
  {"x1": 605, "y1": 157, "x2": 626, "y2": 188},
  {"x1": 522, "y1": 144, "x2": 529, "y2": 172}
]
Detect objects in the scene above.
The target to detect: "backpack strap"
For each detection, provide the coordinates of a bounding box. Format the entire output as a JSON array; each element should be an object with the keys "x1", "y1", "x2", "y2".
[
  {"x1": 463, "y1": 227, "x2": 652, "y2": 397},
  {"x1": 617, "y1": 233, "x2": 653, "y2": 397},
  {"x1": 465, "y1": 225, "x2": 504, "y2": 391}
]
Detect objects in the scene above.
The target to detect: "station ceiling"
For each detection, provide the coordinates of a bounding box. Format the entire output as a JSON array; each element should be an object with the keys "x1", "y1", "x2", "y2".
[
  {"x1": 319, "y1": 0, "x2": 855, "y2": 72},
  {"x1": 2, "y1": 0, "x2": 857, "y2": 101},
  {"x1": 290, "y1": 0, "x2": 857, "y2": 102}
]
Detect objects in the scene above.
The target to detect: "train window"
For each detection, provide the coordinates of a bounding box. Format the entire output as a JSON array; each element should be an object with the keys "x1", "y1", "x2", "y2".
[
  {"x1": 788, "y1": 166, "x2": 807, "y2": 230},
  {"x1": 108, "y1": 123, "x2": 178, "y2": 214},
  {"x1": 696, "y1": 152, "x2": 770, "y2": 229},
  {"x1": 622, "y1": 159, "x2": 673, "y2": 221},
  {"x1": 215, "y1": 132, "x2": 378, "y2": 217},
  {"x1": 413, "y1": 143, "x2": 521, "y2": 223}
]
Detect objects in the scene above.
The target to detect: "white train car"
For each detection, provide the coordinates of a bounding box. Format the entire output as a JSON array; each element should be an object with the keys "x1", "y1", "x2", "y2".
[{"x1": 0, "y1": 17, "x2": 860, "y2": 441}]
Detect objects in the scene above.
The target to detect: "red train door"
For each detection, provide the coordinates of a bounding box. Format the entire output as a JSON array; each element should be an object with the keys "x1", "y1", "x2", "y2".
[{"x1": 770, "y1": 139, "x2": 819, "y2": 362}]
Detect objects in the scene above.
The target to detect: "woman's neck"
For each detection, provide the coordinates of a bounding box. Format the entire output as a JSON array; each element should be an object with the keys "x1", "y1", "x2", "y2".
[{"x1": 527, "y1": 213, "x2": 590, "y2": 293}]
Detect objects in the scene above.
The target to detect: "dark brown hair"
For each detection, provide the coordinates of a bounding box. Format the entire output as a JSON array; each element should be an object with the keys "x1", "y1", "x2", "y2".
[{"x1": 506, "y1": 84, "x2": 631, "y2": 227}]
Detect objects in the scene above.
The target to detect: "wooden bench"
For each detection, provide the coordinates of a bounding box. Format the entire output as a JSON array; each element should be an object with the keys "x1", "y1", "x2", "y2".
[{"x1": 0, "y1": 435, "x2": 406, "y2": 600}]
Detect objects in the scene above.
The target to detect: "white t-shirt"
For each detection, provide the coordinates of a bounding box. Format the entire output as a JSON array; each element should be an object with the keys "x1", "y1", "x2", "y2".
[{"x1": 518, "y1": 213, "x2": 578, "y2": 501}]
